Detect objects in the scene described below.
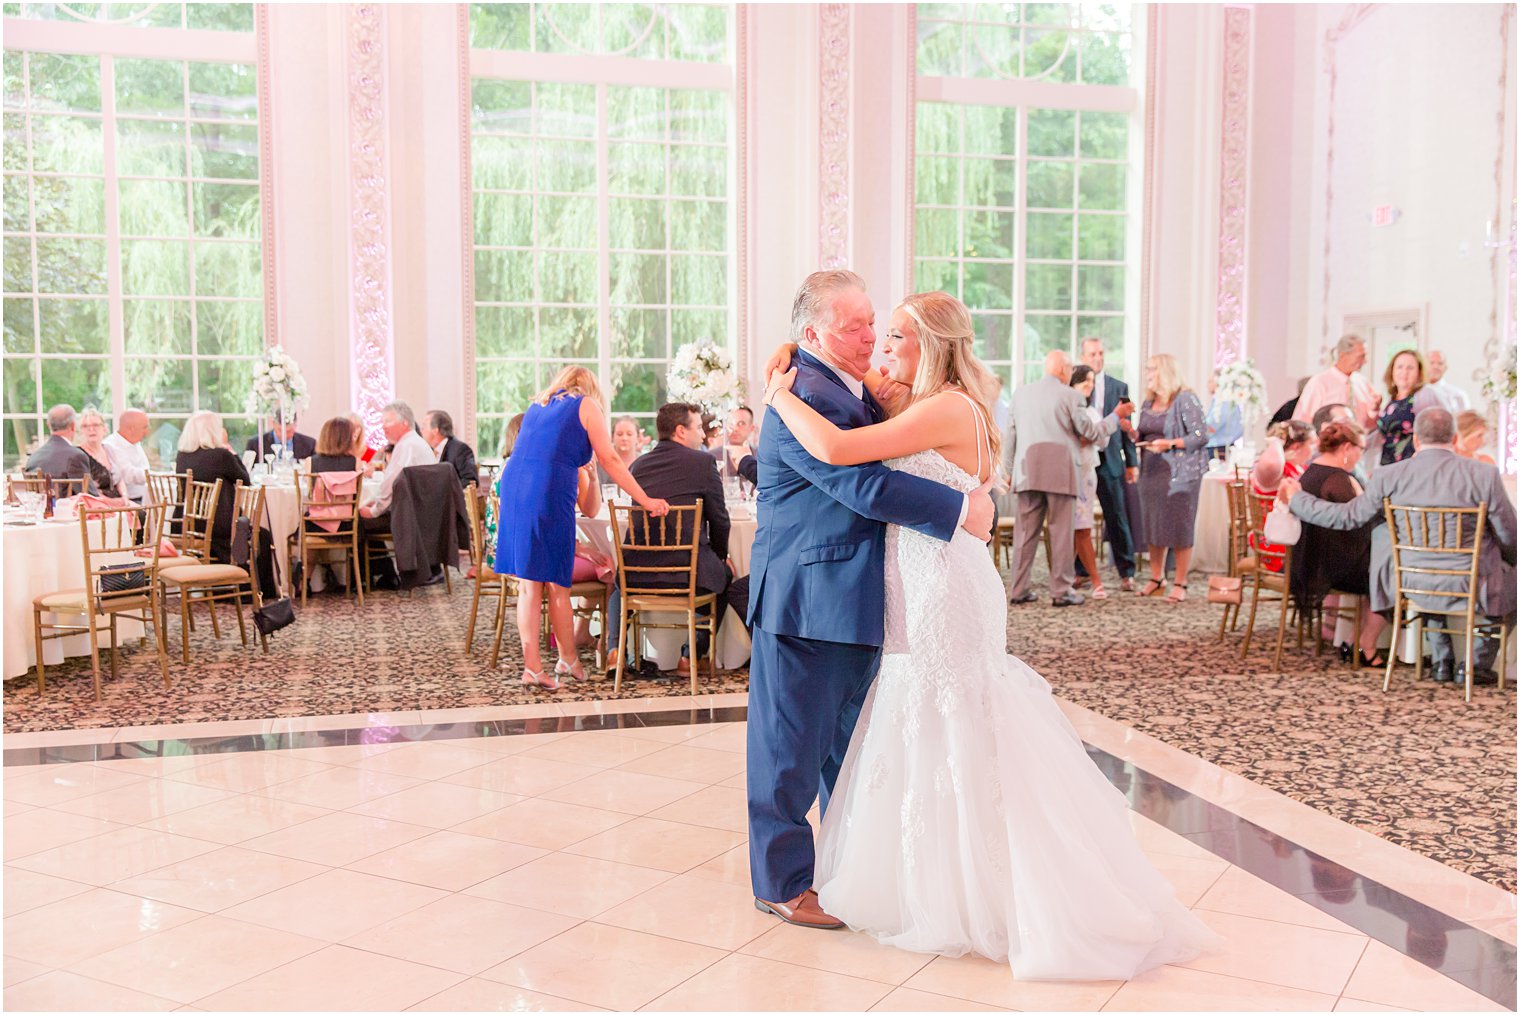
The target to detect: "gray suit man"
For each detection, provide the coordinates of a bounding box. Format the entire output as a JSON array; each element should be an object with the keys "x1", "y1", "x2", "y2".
[
  {"x1": 1284, "y1": 408, "x2": 1516, "y2": 684},
  {"x1": 24, "y1": 404, "x2": 98, "y2": 495},
  {"x1": 1003, "y1": 351, "x2": 1131, "y2": 605}
]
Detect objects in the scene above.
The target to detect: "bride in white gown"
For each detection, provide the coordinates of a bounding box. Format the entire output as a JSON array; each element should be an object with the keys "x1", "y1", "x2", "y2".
[{"x1": 761, "y1": 291, "x2": 1221, "y2": 982}]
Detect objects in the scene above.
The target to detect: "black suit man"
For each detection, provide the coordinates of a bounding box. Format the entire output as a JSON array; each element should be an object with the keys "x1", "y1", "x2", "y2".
[
  {"x1": 607, "y1": 402, "x2": 750, "y2": 667},
  {"x1": 247, "y1": 422, "x2": 315, "y2": 462},
  {"x1": 421, "y1": 409, "x2": 478, "y2": 488},
  {"x1": 1078, "y1": 337, "x2": 1138, "y2": 587}
]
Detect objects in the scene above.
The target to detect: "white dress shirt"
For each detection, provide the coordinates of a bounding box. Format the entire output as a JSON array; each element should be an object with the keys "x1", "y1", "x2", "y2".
[
  {"x1": 372, "y1": 429, "x2": 437, "y2": 515},
  {"x1": 102, "y1": 431, "x2": 150, "y2": 501}
]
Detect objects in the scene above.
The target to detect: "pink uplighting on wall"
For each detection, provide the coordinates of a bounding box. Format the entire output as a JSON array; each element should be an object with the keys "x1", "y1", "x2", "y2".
[
  {"x1": 818, "y1": 3, "x2": 850, "y2": 270},
  {"x1": 345, "y1": 3, "x2": 395, "y2": 448},
  {"x1": 1214, "y1": 5, "x2": 1251, "y2": 369}
]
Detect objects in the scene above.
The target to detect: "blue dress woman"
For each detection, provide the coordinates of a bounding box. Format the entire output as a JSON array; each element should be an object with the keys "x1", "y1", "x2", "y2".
[{"x1": 494, "y1": 366, "x2": 668, "y2": 689}]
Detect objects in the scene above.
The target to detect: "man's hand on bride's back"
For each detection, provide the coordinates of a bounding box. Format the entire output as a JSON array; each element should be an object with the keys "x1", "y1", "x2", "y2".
[{"x1": 962, "y1": 475, "x2": 996, "y2": 542}]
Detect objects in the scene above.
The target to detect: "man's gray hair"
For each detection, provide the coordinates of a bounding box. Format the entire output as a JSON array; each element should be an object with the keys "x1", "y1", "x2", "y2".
[
  {"x1": 1079, "y1": 335, "x2": 1105, "y2": 353},
  {"x1": 1413, "y1": 406, "x2": 1457, "y2": 446},
  {"x1": 46, "y1": 404, "x2": 75, "y2": 433},
  {"x1": 381, "y1": 400, "x2": 415, "y2": 428},
  {"x1": 790, "y1": 269, "x2": 866, "y2": 343},
  {"x1": 1333, "y1": 334, "x2": 1365, "y2": 358}
]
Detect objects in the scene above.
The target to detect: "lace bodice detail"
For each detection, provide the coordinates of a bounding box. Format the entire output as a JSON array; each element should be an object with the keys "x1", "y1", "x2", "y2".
[{"x1": 885, "y1": 448, "x2": 983, "y2": 493}]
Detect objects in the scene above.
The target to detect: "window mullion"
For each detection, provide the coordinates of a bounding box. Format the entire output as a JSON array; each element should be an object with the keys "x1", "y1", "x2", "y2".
[
  {"x1": 596, "y1": 82, "x2": 611, "y2": 402},
  {"x1": 1014, "y1": 104, "x2": 1027, "y2": 379},
  {"x1": 102, "y1": 52, "x2": 125, "y2": 421}
]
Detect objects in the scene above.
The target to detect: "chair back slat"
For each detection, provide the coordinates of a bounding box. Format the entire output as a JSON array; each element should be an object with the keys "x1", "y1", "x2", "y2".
[
  {"x1": 1384, "y1": 500, "x2": 1486, "y2": 613},
  {"x1": 231, "y1": 482, "x2": 267, "y2": 607},
  {"x1": 1245, "y1": 490, "x2": 1291, "y2": 572},
  {"x1": 180, "y1": 477, "x2": 223, "y2": 558},
  {"x1": 7, "y1": 473, "x2": 87, "y2": 501},
  {"x1": 609, "y1": 502, "x2": 703, "y2": 598},
  {"x1": 297, "y1": 471, "x2": 363, "y2": 536},
  {"x1": 78, "y1": 502, "x2": 166, "y2": 613}
]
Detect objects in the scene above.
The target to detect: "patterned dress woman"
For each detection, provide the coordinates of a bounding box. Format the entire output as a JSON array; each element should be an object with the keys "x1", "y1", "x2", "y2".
[{"x1": 1375, "y1": 349, "x2": 1441, "y2": 466}]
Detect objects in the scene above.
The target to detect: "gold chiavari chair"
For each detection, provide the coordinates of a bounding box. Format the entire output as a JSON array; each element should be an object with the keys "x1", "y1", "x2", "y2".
[
  {"x1": 144, "y1": 470, "x2": 199, "y2": 572},
  {"x1": 465, "y1": 488, "x2": 519, "y2": 667},
  {"x1": 7, "y1": 473, "x2": 87, "y2": 502},
  {"x1": 608, "y1": 502, "x2": 716, "y2": 695},
  {"x1": 291, "y1": 471, "x2": 365, "y2": 605},
  {"x1": 1216, "y1": 479, "x2": 1254, "y2": 639},
  {"x1": 1238, "y1": 491, "x2": 1295, "y2": 670},
  {"x1": 158, "y1": 482, "x2": 271, "y2": 661},
  {"x1": 1382, "y1": 501, "x2": 1510, "y2": 703},
  {"x1": 32, "y1": 502, "x2": 171, "y2": 699}
]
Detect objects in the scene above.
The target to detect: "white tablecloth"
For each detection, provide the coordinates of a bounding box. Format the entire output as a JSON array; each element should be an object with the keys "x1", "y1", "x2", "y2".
[
  {"x1": 1192, "y1": 472, "x2": 1235, "y2": 575},
  {"x1": 3, "y1": 518, "x2": 143, "y2": 679},
  {"x1": 578, "y1": 501, "x2": 759, "y2": 669}
]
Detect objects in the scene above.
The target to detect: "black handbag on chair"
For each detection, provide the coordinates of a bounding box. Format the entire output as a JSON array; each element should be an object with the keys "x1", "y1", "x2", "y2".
[{"x1": 233, "y1": 516, "x2": 298, "y2": 637}]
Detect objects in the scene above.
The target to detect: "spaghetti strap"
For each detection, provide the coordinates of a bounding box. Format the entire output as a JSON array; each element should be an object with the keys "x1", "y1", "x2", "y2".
[{"x1": 948, "y1": 389, "x2": 988, "y2": 482}]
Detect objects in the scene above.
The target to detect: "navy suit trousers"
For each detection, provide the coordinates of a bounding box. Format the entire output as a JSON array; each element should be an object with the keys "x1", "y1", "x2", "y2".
[{"x1": 746, "y1": 628, "x2": 880, "y2": 903}]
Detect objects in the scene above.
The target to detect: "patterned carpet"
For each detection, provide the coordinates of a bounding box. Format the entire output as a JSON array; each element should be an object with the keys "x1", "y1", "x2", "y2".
[{"x1": 4, "y1": 560, "x2": 1514, "y2": 892}]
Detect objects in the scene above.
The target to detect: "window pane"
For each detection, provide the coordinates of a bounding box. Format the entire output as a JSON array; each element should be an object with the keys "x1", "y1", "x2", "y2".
[
  {"x1": 38, "y1": 297, "x2": 107, "y2": 353},
  {"x1": 536, "y1": 250, "x2": 595, "y2": 304},
  {"x1": 4, "y1": 356, "x2": 38, "y2": 413},
  {"x1": 1080, "y1": 32, "x2": 1130, "y2": 86},
  {"x1": 671, "y1": 307, "x2": 725, "y2": 349},
  {"x1": 116, "y1": 58, "x2": 185, "y2": 117},
  {"x1": 3, "y1": 113, "x2": 26, "y2": 171},
  {"x1": 1079, "y1": 110, "x2": 1128, "y2": 160},
  {"x1": 1025, "y1": 263, "x2": 1072, "y2": 310},
  {"x1": 196, "y1": 357, "x2": 254, "y2": 414},
  {"x1": 35, "y1": 238, "x2": 106, "y2": 294},
  {"x1": 193, "y1": 181, "x2": 260, "y2": 238},
  {"x1": 1027, "y1": 108, "x2": 1076, "y2": 158},
  {"x1": 30, "y1": 114, "x2": 103, "y2": 174},
  {"x1": 118, "y1": 179, "x2": 190, "y2": 236},
  {"x1": 39, "y1": 355, "x2": 110, "y2": 409},
  {"x1": 191, "y1": 122, "x2": 258, "y2": 179},
  {"x1": 916, "y1": 207, "x2": 959, "y2": 259},
  {"x1": 964, "y1": 208, "x2": 1013, "y2": 259},
  {"x1": 126, "y1": 356, "x2": 193, "y2": 412},
  {"x1": 610, "y1": 197, "x2": 665, "y2": 251},
  {"x1": 185, "y1": 4, "x2": 254, "y2": 33},
  {"x1": 475, "y1": 248, "x2": 533, "y2": 303},
  {"x1": 610, "y1": 307, "x2": 665, "y2": 359},
  {"x1": 610, "y1": 364, "x2": 667, "y2": 414},
  {"x1": 188, "y1": 62, "x2": 256, "y2": 121},
  {"x1": 124, "y1": 298, "x2": 192, "y2": 355},
  {"x1": 669, "y1": 147, "x2": 724, "y2": 198},
  {"x1": 4, "y1": 416, "x2": 42, "y2": 468},
  {"x1": 474, "y1": 192, "x2": 533, "y2": 248},
  {"x1": 538, "y1": 194, "x2": 596, "y2": 249},
  {"x1": 609, "y1": 142, "x2": 665, "y2": 195},
  {"x1": 1026, "y1": 212, "x2": 1073, "y2": 260},
  {"x1": 3, "y1": 296, "x2": 34, "y2": 353},
  {"x1": 1026, "y1": 160, "x2": 1074, "y2": 208},
  {"x1": 474, "y1": 306, "x2": 535, "y2": 358},
  {"x1": 914, "y1": 258, "x2": 958, "y2": 296},
  {"x1": 197, "y1": 300, "x2": 262, "y2": 356},
  {"x1": 471, "y1": 4, "x2": 532, "y2": 51},
  {"x1": 29, "y1": 52, "x2": 99, "y2": 112},
  {"x1": 1076, "y1": 263, "x2": 1123, "y2": 311},
  {"x1": 3, "y1": 234, "x2": 31, "y2": 291},
  {"x1": 610, "y1": 252, "x2": 666, "y2": 304},
  {"x1": 962, "y1": 158, "x2": 1015, "y2": 208},
  {"x1": 118, "y1": 118, "x2": 186, "y2": 176},
  {"x1": 477, "y1": 359, "x2": 538, "y2": 415},
  {"x1": 539, "y1": 305, "x2": 597, "y2": 359},
  {"x1": 963, "y1": 260, "x2": 1013, "y2": 310},
  {"x1": 122, "y1": 239, "x2": 189, "y2": 295},
  {"x1": 1077, "y1": 213, "x2": 1124, "y2": 261},
  {"x1": 670, "y1": 253, "x2": 724, "y2": 306},
  {"x1": 31, "y1": 176, "x2": 106, "y2": 234},
  {"x1": 535, "y1": 139, "x2": 595, "y2": 193},
  {"x1": 1078, "y1": 162, "x2": 1125, "y2": 210},
  {"x1": 473, "y1": 136, "x2": 532, "y2": 190},
  {"x1": 971, "y1": 313, "x2": 1012, "y2": 361}
]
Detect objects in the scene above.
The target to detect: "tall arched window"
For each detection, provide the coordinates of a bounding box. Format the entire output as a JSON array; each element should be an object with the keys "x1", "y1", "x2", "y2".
[
  {"x1": 2, "y1": 3, "x2": 264, "y2": 467},
  {"x1": 467, "y1": 3, "x2": 735, "y2": 455},
  {"x1": 912, "y1": 3, "x2": 1141, "y2": 390}
]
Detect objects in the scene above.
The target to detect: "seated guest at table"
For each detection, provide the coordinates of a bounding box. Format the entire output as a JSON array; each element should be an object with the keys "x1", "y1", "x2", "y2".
[
  {"x1": 357, "y1": 400, "x2": 438, "y2": 589},
  {"x1": 1375, "y1": 349, "x2": 1441, "y2": 467},
  {"x1": 309, "y1": 417, "x2": 357, "y2": 473},
  {"x1": 500, "y1": 413, "x2": 525, "y2": 461},
  {"x1": 103, "y1": 407, "x2": 150, "y2": 502},
  {"x1": 1310, "y1": 402, "x2": 1355, "y2": 433},
  {"x1": 1455, "y1": 410, "x2": 1497, "y2": 466},
  {"x1": 247, "y1": 412, "x2": 315, "y2": 463},
  {"x1": 569, "y1": 457, "x2": 616, "y2": 651},
  {"x1": 1134, "y1": 355, "x2": 1207, "y2": 602},
  {"x1": 26, "y1": 404, "x2": 97, "y2": 494},
  {"x1": 421, "y1": 409, "x2": 478, "y2": 488},
  {"x1": 1270, "y1": 377, "x2": 1309, "y2": 426},
  {"x1": 604, "y1": 402, "x2": 750, "y2": 677},
  {"x1": 1204, "y1": 369, "x2": 1243, "y2": 461},
  {"x1": 597, "y1": 416, "x2": 645, "y2": 484},
  {"x1": 176, "y1": 410, "x2": 277, "y2": 598},
  {"x1": 1425, "y1": 350, "x2": 1472, "y2": 414},
  {"x1": 345, "y1": 412, "x2": 378, "y2": 468},
  {"x1": 1248, "y1": 419, "x2": 1315, "y2": 575},
  {"x1": 1290, "y1": 422, "x2": 1388, "y2": 667},
  {"x1": 1282, "y1": 408, "x2": 1517, "y2": 687},
  {"x1": 494, "y1": 367, "x2": 668, "y2": 690},
  {"x1": 75, "y1": 407, "x2": 122, "y2": 499},
  {"x1": 710, "y1": 405, "x2": 758, "y2": 481}
]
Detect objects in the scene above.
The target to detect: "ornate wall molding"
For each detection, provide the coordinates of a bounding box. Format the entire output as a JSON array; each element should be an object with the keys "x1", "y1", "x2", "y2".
[
  {"x1": 1138, "y1": 3, "x2": 1160, "y2": 370},
  {"x1": 817, "y1": 3, "x2": 850, "y2": 269},
  {"x1": 903, "y1": 5, "x2": 918, "y2": 289},
  {"x1": 457, "y1": 2, "x2": 477, "y2": 447},
  {"x1": 1487, "y1": 6, "x2": 1515, "y2": 471},
  {"x1": 1213, "y1": 5, "x2": 1251, "y2": 369},
  {"x1": 255, "y1": 3, "x2": 278, "y2": 348},
  {"x1": 344, "y1": 3, "x2": 395, "y2": 447},
  {"x1": 735, "y1": 4, "x2": 751, "y2": 376},
  {"x1": 1318, "y1": 3, "x2": 1380, "y2": 351}
]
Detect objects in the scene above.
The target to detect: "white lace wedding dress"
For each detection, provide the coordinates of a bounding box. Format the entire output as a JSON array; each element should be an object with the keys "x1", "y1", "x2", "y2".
[{"x1": 813, "y1": 442, "x2": 1222, "y2": 982}]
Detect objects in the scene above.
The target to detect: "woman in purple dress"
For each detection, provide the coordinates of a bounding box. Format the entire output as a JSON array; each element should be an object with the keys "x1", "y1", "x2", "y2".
[{"x1": 495, "y1": 366, "x2": 668, "y2": 689}]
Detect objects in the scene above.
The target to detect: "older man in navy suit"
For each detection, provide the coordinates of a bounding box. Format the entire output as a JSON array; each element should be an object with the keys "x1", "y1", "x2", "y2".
[
  {"x1": 746, "y1": 270, "x2": 995, "y2": 929},
  {"x1": 1079, "y1": 336, "x2": 1139, "y2": 591}
]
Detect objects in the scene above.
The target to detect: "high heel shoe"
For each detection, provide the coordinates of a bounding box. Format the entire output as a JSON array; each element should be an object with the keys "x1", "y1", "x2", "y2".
[
  {"x1": 520, "y1": 667, "x2": 562, "y2": 691},
  {"x1": 555, "y1": 658, "x2": 588, "y2": 683},
  {"x1": 1336, "y1": 643, "x2": 1353, "y2": 664}
]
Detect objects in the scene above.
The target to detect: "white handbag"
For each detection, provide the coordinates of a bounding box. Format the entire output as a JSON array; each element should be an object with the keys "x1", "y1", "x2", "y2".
[{"x1": 1262, "y1": 501, "x2": 1302, "y2": 546}]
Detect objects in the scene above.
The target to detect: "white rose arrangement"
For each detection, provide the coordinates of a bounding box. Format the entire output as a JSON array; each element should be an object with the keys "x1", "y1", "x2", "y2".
[
  {"x1": 1214, "y1": 358, "x2": 1269, "y2": 429},
  {"x1": 667, "y1": 339, "x2": 745, "y2": 414},
  {"x1": 1482, "y1": 344, "x2": 1517, "y2": 402},
  {"x1": 247, "y1": 345, "x2": 310, "y2": 420}
]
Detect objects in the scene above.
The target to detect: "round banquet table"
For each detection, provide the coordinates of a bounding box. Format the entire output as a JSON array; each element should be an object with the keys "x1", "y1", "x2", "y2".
[
  {"x1": 1190, "y1": 471, "x2": 1235, "y2": 575},
  {"x1": 3, "y1": 518, "x2": 144, "y2": 679},
  {"x1": 577, "y1": 500, "x2": 759, "y2": 670}
]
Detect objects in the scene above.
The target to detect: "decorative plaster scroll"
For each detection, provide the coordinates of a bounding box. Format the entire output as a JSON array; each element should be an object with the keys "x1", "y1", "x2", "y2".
[
  {"x1": 1213, "y1": 5, "x2": 1251, "y2": 369},
  {"x1": 1138, "y1": 3, "x2": 1160, "y2": 369},
  {"x1": 458, "y1": 2, "x2": 477, "y2": 448},
  {"x1": 735, "y1": 4, "x2": 751, "y2": 377},
  {"x1": 903, "y1": 4, "x2": 917, "y2": 290},
  {"x1": 818, "y1": 3, "x2": 850, "y2": 269},
  {"x1": 344, "y1": 3, "x2": 394, "y2": 449},
  {"x1": 256, "y1": 3, "x2": 278, "y2": 349},
  {"x1": 1484, "y1": 9, "x2": 1515, "y2": 471},
  {"x1": 1318, "y1": 3, "x2": 1380, "y2": 350}
]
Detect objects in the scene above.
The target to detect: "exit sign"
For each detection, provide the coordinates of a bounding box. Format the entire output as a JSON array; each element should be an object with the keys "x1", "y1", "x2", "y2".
[{"x1": 1371, "y1": 205, "x2": 1401, "y2": 227}]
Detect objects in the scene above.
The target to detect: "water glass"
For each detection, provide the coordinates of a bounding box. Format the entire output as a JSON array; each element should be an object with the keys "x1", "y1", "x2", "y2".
[{"x1": 15, "y1": 490, "x2": 42, "y2": 523}]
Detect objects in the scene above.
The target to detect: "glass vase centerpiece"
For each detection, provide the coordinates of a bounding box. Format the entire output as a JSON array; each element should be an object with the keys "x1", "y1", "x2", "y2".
[{"x1": 247, "y1": 345, "x2": 310, "y2": 476}]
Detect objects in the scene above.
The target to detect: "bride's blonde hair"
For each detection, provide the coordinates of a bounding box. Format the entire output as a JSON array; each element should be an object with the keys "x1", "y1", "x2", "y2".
[{"x1": 896, "y1": 291, "x2": 1002, "y2": 463}]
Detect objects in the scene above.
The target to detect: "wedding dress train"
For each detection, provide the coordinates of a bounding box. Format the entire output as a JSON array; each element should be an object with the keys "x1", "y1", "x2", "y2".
[{"x1": 814, "y1": 444, "x2": 1221, "y2": 981}]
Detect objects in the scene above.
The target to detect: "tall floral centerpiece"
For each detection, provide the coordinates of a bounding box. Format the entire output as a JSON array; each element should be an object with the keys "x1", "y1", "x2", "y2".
[
  {"x1": 667, "y1": 339, "x2": 745, "y2": 415},
  {"x1": 247, "y1": 345, "x2": 309, "y2": 465},
  {"x1": 1215, "y1": 358, "x2": 1268, "y2": 463},
  {"x1": 1482, "y1": 344, "x2": 1517, "y2": 404}
]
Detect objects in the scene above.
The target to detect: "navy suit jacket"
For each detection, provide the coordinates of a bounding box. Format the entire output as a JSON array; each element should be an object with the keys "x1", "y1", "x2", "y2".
[
  {"x1": 247, "y1": 430, "x2": 315, "y2": 462},
  {"x1": 1093, "y1": 373, "x2": 1137, "y2": 479},
  {"x1": 747, "y1": 347, "x2": 963, "y2": 647},
  {"x1": 438, "y1": 436, "x2": 478, "y2": 489},
  {"x1": 628, "y1": 439, "x2": 730, "y2": 595}
]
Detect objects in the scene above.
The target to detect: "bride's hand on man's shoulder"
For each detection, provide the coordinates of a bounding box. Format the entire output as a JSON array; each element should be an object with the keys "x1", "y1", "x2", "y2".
[
  {"x1": 762, "y1": 342, "x2": 798, "y2": 382},
  {"x1": 764, "y1": 366, "x2": 798, "y2": 406},
  {"x1": 872, "y1": 365, "x2": 912, "y2": 414}
]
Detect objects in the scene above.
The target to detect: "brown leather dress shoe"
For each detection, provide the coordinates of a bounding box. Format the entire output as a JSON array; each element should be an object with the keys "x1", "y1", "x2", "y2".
[{"x1": 753, "y1": 889, "x2": 846, "y2": 930}]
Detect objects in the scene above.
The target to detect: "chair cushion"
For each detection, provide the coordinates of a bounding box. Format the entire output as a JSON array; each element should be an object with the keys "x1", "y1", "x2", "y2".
[
  {"x1": 160, "y1": 564, "x2": 250, "y2": 585},
  {"x1": 155, "y1": 555, "x2": 199, "y2": 569},
  {"x1": 626, "y1": 592, "x2": 718, "y2": 610},
  {"x1": 33, "y1": 588, "x2": 86, "y2": 611},
  {"x1": 567, "y1": 581, "x2": 609, "y2": 597}
]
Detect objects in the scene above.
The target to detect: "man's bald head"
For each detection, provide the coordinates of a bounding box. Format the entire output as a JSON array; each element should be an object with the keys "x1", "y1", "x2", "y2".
[
  {"x1": 1045, "y1": 350, "x2": 1073, "y2": 383},
  {"x1": 117, "y1": 408, "x2": 150, "y2": 443}
]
